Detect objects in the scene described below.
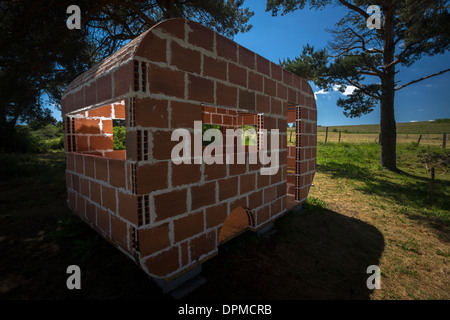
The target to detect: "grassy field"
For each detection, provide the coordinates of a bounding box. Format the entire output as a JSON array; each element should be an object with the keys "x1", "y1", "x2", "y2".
[
  {"x1": 315, "y1": 132, "x2": 447, "y2": 146},
  {"x1": 316, "y1": 121, "x2": 450, "y2": 134},
  {"x1": 308, "y1": 142, "x2": 449, "y2": 299},
  {"x1": 288, "y1": 121, "x2": 450, "y2": 146},
  {"x1": 1, "y1": 142, "x2": 449, "y2": 300}
]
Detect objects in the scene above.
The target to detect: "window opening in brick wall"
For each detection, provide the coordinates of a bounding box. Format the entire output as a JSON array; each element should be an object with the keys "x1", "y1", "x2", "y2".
[
  {"x1": 287, "y1": 104, "x2": 301, "y2": 207},
  {"x1": 241, "y1": 125, "x2": 257, "y2": 146},
  {"x1": 69, "y1": 100, "x2": 126, "y2": 159},
  {"x1": 287, "y1": 123, "x2": 295, "y2": 147},
  {"x1": 201, "y1": 105, "x2": 262, "y2": 157},
  {"x1": 202, "y1": 124, "x2": 222, "y2": 147},
  {"x1": 287, "y1": 122, "x2": 296, "y2": 176},
  {"x1": 113, "y1": 119, "x2": 126, "y2": 151}
]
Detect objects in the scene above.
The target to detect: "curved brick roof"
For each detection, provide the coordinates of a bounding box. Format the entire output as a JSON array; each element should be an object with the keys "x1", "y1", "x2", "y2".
[
  {"x1": 64, "y1": 31, "x2": 147, "y2": 95},
  {"x1": 61, "y1": 18, "x2": 315, "y2": 116}
]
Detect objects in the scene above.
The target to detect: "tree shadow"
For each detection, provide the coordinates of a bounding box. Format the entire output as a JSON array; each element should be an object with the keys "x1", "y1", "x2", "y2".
[
  {"x1": 0, "y1": 198, "x2": 384, "y2": 300},
  {"x1": 187, "y1": 204, "x2": 385, "y2": 300},
  {"x1": 0, "y1": 153, "x2": 167, "y2": 300},
  {"x1": 0, "y1": 153, "x2": 444, "y2": 299},
  {"x1": 0, "y1": 212, "x2": 169, "y2": 300},
  {"x1": 317, "y1": 161, "x2": 370, "y2": 181}
]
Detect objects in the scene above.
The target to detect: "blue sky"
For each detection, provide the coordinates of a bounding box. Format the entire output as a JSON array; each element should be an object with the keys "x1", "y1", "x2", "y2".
[
  {"x1": 51, "y1": 0, "x2": 449, "y2": 126},
  {"x1": 234, "y1": 0, "x2": 450, "y2": 126}
]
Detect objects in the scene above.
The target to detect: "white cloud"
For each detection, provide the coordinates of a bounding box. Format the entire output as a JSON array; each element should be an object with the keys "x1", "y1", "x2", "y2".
[
  {"x1": 417, "y1": 108, "x2": 424, "y2": 112},
  {"x1": 410, "y1": 120, "x2": 418, "y2": 123},
  {"x1": 314, "y1": 85, "x2": 357, "y2": 99},
  {"x1": 314, "y1": 89, "x2": 330, "y2": 99},
  {"x1": 342, "y1": 86, "x2": 357, "y2": 96},
  {"x1": 333, "y1": 85, "x2": 357, "y2": 96}
]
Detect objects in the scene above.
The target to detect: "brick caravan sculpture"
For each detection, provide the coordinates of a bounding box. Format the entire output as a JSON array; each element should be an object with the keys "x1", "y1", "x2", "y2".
[{"x1": 61, "y1": 18, "x2": 317, "y2": 282}]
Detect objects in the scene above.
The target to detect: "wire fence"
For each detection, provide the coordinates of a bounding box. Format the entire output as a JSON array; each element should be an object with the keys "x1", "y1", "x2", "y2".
[
  {"x1": 317, "y1": 132, "x2": 447, "y2": 146},
  {"x1": 287, "y1": 130, "x2": 448, "y2": 147}
]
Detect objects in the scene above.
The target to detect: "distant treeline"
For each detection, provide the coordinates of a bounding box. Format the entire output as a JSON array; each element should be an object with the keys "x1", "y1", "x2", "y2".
[{"x1": 1, "y1": 122, "x2": 64, "y2": 154}]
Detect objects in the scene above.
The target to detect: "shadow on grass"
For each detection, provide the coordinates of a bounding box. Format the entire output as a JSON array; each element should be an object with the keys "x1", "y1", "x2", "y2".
[
  {"x1": 188, "y1": 203, "x2": 385, "y2": 300},
  {"x1": 0, "y1": 211, "x2": 169, "y2": 300},
  {"x1": 317, "y1": 161, "x2": 450, "y2": 239},
  {"x1": 317, "y1": 161, "x2": 370, "y2": 181},
  {"x1": 1, "y1": 194, "x2": 384, "y2": 300},
  {"x1": 0, "y1": 153, "x2": 167, "y2": 300},
  {"x1": 1, "y1": 154, "x2": 385, "y2": 300},
  {"x1": 0, "y1": 151, "x2": 437, "y2": 299},
  {"x1": 3, "y1": 151, "x2": 384, "y2": 300}
]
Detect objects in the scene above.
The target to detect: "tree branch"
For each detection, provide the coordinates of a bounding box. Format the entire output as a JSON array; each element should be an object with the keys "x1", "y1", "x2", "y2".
[
  {"x1": 106, "y1": 0, "x2": 157, "y2": 27},
  {"x1": 360, "y1": 71, "x2": 380, "y2": 77},
  {"x1": 337, "y1": 0, "x2": 370, "y2": 19},
  {"x1": 344, "y1": 77, "x2": 381, "y2": 100},
  {"x1": 331, "y1": 26, "x2": 385, "y2": 78},
  {"x1": 395, "y1": 69, "x2": 450, "y2": 91}
]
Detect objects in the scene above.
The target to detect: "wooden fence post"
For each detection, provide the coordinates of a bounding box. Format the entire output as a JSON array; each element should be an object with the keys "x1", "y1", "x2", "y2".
[
  {"x1": 417, "y1": 134, "x2": 422, "y2": 145},
  {"x1": 325, "y1": 127, "x2": 328, "y2": 144},
  {"x1": 338, "y1": 131, "x2": 341, "y2": 143},
  {"x1": 443, "y1": 133, "x2": 447, "y2": 149}
]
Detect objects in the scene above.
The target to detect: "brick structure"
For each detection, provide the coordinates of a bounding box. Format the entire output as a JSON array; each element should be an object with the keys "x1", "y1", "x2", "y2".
[{"x1": 61, "y1": 18, "x2": 317, "y2": 281}]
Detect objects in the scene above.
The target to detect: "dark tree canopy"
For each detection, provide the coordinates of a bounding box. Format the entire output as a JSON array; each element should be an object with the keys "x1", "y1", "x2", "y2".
[
  {"x1": 0, "y1": 0, "x2": 254, "y2": 152},
  {"x1": 267, "y1": 0, "x2": 450, "y2": 170}
]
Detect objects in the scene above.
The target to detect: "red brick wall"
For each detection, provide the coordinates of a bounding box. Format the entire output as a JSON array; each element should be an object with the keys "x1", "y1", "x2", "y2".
[
  {"x1": 65, "y1": 102, "x2": 126, "y2": 158},
  {"x1": 61, "y1": 18, "x2": 317, "y2": 280},
  {"x1": 286, "y1": 106, "x2": 316, "y2": 201},
  {"x1": 202, "y1": 106, "x2": 240, "y2": 129},
  {"x1": 65, "y1": 153, "x2": 134, "y2": 252}
]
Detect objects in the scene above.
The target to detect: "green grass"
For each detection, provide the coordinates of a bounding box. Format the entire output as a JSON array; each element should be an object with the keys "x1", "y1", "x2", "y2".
[
  {"x1": 304, "y1": 196, "x2": 327, "y2": 210},
  {"x1": 398, "y1": 238, "x2": 420, "y2": 254},
  {"x1": 316, "y1": 142, "x2": 450, "y2": 226},
  {"x1": 398, "y1": 266, "x2": 419, "y2": 278},
  {"x1": 310, "y1": 141, "x2": 450, "y2": 299},
  {"x1": 436, "y1": 249, "x2": 450, "y2": 258}
]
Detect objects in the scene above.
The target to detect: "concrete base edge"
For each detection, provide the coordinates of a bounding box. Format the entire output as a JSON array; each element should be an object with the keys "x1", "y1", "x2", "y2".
[{"x1": 152, "y1": 265, "x2": 206, "y2": 298}]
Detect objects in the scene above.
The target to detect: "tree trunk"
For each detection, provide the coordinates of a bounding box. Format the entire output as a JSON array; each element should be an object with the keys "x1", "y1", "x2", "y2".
[
  {"x1": 0, "y1": 106, "x2": 20, "y2": 153},
  {"x1": 379, "y1": 5, "x2": 398, "y2": 171},
  {"x1": 379, "y1": 82, "x2": 397, "y2": 171},
  {"x1": 0, "y1": 120, "x2": 16, "y2": 153},
  {"x1": 0, "y1": 108, "x2": 11, "y2": 152}
]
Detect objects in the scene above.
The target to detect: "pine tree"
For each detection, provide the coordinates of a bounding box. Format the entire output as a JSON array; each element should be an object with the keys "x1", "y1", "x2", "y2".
[
  {"x1": 0, "y1": 0, "x2": 253, "y2": 152},
  {"x1": 267, "y1": 0, "x2": 450, "y2": 171}
]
